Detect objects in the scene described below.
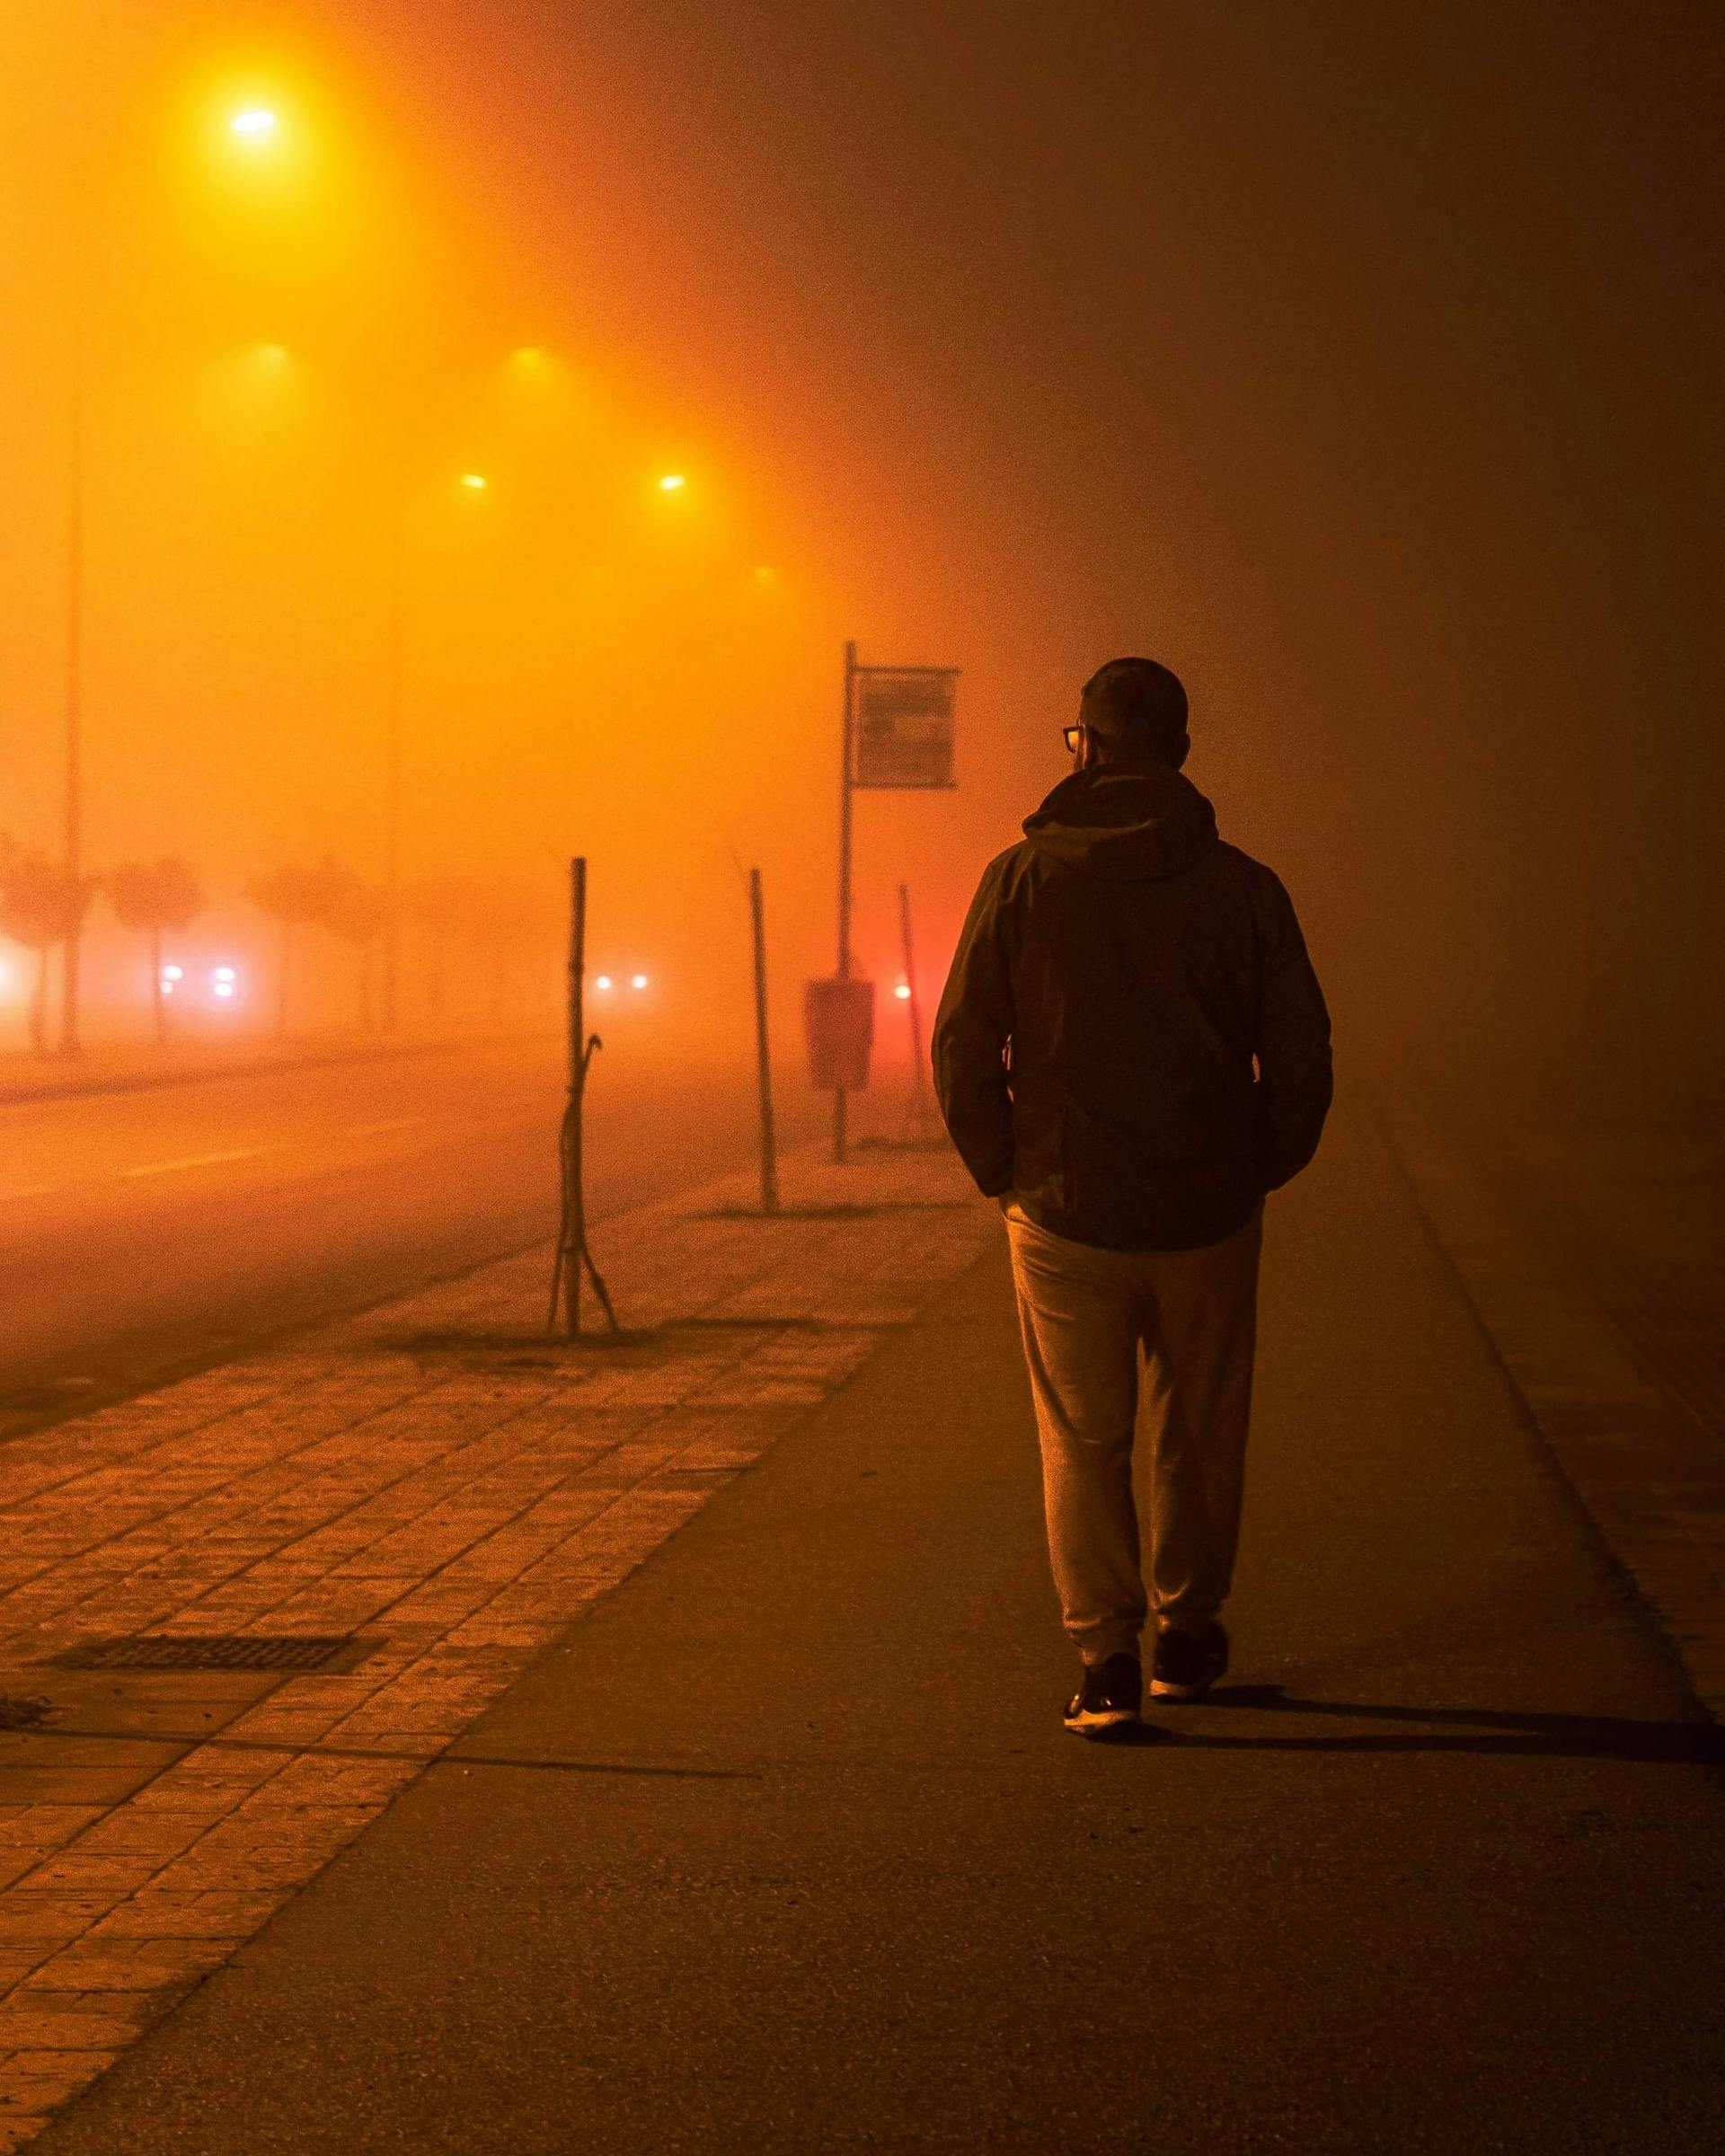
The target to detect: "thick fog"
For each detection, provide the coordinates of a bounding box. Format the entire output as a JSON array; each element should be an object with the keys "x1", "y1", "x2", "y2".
[{"x1": 2, "y1": 1, "x2": 1718, "y2": 1110}]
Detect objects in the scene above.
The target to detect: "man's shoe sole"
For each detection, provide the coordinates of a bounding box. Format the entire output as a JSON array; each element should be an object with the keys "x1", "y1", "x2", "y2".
[
  {"x1": 1148, "y1": 1635, "x2": 1228, "y2": 1701},
  {"x1": 1147, "y1": 1676, "x2": 1216, "y2": 1701},
  {"x1": 1064, "y1": 1705, "x2": 1142, "y2": 1737}
]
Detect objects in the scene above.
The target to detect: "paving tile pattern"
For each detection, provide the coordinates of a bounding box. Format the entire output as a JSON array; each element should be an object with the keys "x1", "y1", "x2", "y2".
[
  {"x1": 0, "y1": 1144, "x2": 992, "y2": 2149},
  {"x1": 1393, "y1": 1118, "x2": 1725, "y2": 1725}
]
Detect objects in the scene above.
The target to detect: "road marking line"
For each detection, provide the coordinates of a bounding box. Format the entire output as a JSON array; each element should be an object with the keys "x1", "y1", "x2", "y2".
[
  {"x1": 120, "y1": 1146, "x2": 268, "y2": 1179},
  {"x1": 348, "y1": 1117, "x2": 427, "y2": 1136}
]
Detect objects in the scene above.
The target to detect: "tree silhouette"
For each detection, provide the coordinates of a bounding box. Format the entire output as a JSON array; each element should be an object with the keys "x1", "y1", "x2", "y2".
[
  {"x1": 462, "y1": 878, "x2": 547, "y2": 1028},
  {"x1": 320, "y1": 865, "x2": 390, "y2": 1032},
  {"x1": 404, "y1": 870, "x2": 473, "y2": 1026},
  {"x1": 104, "y1": 858, "x2": 205, "y2": 1043},
  {"x1": 0, "y1": 840, "x2": 94, "y2": 1056},
  {"x1": 246, "y1": 861, "x2": 338, "y2": 1040}
]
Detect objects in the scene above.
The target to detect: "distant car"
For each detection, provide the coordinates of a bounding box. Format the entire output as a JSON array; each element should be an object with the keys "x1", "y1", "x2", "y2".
[
  {"x1": 160, "y1": 960, "x2": 246, "y2": 1015},
  {"x1": 590, "y1": 969, "x2": 654, "y2": 1001}
]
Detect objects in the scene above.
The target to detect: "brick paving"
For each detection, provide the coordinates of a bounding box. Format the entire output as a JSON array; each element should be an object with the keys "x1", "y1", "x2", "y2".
[
  {"x1": 0, "y1": 1142, "x2": 993, "y2": 2151},
  {"x1": 1393, "y1": 1118, "x2": 1725, "y2": 1724}
]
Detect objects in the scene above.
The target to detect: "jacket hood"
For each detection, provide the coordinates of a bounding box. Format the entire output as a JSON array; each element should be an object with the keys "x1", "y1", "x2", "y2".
[{"x1": 1022, "y1": 766, "x2": 1219, "y2": 880}]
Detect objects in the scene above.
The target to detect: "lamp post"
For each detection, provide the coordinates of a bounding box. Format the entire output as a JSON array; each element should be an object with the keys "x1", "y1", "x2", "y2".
[
  {"x1": 58, "y1": 102, "x2": 284, "y2": 1057},
  {"x1": 382, "y1": 500, "x2": 406, "y2": 1033},
  {"x1": 61, "y1": 296, "x2": 86, "y2": 1057}
]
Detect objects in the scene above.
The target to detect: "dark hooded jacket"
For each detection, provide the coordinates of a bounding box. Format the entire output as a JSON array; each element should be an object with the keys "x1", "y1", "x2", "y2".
[{"x1": 933, "y1": 764, "x2": 1331, "y2": 1250}]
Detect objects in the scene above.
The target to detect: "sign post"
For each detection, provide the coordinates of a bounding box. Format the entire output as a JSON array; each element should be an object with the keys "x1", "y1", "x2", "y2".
[
  {"x1": 748, "y1": 867, "x2": 780, "y2": 1215},
  {"x1": 898, "y1": 881, "x2": 929, "y2": 1119},
  {"x1": 833, "y1": 642, "x2": 858, "y2": 1163},
  {"x1": 822, "y1": 645, "x2": 959, "y2": 1162}
]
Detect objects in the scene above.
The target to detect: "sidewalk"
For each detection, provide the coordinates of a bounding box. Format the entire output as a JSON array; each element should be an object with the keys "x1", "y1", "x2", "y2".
[
  {"x1": 0, "y1": 1140, "x2": 997, "y2": 2149},
  {"x1": 5, "y1": 1116, "x2": 1725, "y2": 2151}
]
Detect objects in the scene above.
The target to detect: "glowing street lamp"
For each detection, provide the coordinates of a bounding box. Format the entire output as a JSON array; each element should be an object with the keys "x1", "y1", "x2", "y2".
[
  {"x1": 59, "y1": 93, "x2": 289, "y2": 1056},
  {"x1": 658, "y1": 473, "x2": 686, "y2": 493},
  {"x1": 459, "y1": 473, "x2": 488, "y2": 490}
]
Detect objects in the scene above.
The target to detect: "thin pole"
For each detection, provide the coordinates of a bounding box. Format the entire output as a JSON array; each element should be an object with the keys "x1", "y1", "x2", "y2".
[
  {"x1": 548, "y1": 857, "x2": 619, "y2": 1339},
  {"x1": 834, "y1": 640, "x2": 856, "y2": 1162},
  {"x1": 898, "y1": 881, "x2": 927, "y2": 1109},
  {"x1": 560, "y1": 858, "x2": 587, "y2": 1337},
  {"x1": 837, "y1": 641, "x2": 856, "y2": 981},
  {"x1": 381, "y1": 500, "x2": 405, "y2": 1032},
  {"x1": 61, "y1": 299, "x2": 85, "y2": 1059},
  {"x1": 749, "y1": 867, "x2": 780, "y2": 1214}
]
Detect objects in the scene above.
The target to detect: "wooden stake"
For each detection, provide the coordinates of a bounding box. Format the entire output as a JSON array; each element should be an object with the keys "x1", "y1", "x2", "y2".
[{"x1": 549, "y1": 857, "x2": 619, "y2": 1338}]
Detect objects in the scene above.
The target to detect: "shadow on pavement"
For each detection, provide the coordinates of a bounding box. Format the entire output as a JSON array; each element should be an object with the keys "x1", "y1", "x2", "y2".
[
  {"x1": 1152, "y1": 1684, "x2": 1725, "y2": 1763},
  {"x1": 695, "y1": 1200, "x2": 974, "y2": 1220}
]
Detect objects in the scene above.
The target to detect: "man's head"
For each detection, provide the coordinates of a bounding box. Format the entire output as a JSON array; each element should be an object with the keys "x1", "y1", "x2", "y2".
[{"x1": 1074, "y1": 657, "x2": 1190, "y2": 771}]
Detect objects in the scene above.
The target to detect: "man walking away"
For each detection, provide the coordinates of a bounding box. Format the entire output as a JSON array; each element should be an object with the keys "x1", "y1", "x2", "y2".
[{"x1": 933, "y1": 658, "x2": 1331, "y2": 1738}]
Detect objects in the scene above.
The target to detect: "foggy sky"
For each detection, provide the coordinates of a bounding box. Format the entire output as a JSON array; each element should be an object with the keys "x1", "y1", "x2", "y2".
[{"x1": 2, "y1": 2, "x2": 1719, "y2": 1098}]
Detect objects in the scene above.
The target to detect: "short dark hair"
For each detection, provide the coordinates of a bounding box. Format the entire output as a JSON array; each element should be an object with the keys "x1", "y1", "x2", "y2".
[{"x1": 1080, "y1": 657, "x2": 1189, "y2": 764}]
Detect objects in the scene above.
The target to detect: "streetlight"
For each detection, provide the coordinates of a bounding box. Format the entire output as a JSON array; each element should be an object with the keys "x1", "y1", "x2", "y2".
[
  {"x1": 58, "y1": 96, "x2": 287, "y2": 1056},
  {"x1": 62, "y1": 277, "x2": 86, "y2": 1056}
]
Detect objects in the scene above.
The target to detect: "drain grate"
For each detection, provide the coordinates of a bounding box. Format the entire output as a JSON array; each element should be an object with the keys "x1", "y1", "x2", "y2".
[{"x1": 55, "y1": 1633, "x2": 358, "y2": 1674}]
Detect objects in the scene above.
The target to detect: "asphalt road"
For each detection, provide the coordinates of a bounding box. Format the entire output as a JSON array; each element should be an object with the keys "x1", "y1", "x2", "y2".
[
  {"x1": 32, "y1": 1112, "x2": 1725, "y2": 2153},
  {"x1": 0, "y1": 1040, "x2": 779, "y2": 1445}
]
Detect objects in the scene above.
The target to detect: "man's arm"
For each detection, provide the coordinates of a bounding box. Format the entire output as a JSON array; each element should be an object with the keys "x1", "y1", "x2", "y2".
[
  {"x1": 933, "y1": 853, "x2": 1017, "y2": 1197},
  {"x1": 1253, "y1": 870, "x2": 1333, "y2": 1190}
]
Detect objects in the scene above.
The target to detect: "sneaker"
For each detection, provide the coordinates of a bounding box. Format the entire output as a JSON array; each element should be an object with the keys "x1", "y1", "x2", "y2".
[
  {"x1": 1149, "y1": 1622, "x2": 1228, "y2": 1701},
  {"x1": 1064, "y1": 1652, "x2": 1143, "y2": 1737}
]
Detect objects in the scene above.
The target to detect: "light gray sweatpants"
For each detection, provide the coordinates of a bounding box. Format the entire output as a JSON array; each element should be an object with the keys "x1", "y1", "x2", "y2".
[{"x1": 1004, "y1": 1200, "x2": 1262, "y2": 1666}]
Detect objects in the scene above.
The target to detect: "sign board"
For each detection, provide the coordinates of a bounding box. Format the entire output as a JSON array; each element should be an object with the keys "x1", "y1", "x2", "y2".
[
  {"x1": 852, "y1": 669, "x2": 958, "y2": 790},
  {"x1": 804, "y1": 977, "x2": 875, "y2": 1091}
]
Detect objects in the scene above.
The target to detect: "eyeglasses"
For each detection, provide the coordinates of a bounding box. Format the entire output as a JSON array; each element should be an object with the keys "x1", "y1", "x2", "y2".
[{"x1": 1062, "y1": 724, "x2": 1084, "y2": 753}]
